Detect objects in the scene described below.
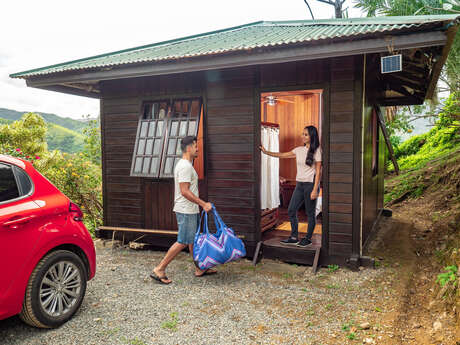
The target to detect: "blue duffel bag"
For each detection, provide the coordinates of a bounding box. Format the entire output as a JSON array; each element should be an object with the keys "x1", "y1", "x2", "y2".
[{"x1": 193, "y1": 205, "x2": 246, "y2": 270}]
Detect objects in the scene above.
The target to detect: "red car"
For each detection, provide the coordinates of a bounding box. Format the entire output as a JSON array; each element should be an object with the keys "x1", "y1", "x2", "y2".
[{"x1": 0, "y1": 155, "x2": 96, "y2": 328}]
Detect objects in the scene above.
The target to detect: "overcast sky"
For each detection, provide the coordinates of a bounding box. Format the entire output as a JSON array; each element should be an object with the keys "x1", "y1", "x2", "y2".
[{"x1": 1, "y1": 0, "x2": 363, "y2": 120}]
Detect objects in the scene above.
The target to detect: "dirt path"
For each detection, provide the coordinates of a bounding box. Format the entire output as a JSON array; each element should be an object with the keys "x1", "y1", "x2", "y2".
[{"x1": 367, "y1": 203, "x2": 459, "y2": 345}]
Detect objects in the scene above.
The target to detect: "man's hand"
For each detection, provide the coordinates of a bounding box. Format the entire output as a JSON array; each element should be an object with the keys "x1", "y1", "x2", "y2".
[{"x1": 203, "y1": 202, "x2": 212, "y2": 213}]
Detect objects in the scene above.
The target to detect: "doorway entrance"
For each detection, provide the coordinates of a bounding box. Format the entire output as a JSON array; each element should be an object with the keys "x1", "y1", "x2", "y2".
[{"x1": 259, "y1": 89, "x2": 323, "y2": 249}]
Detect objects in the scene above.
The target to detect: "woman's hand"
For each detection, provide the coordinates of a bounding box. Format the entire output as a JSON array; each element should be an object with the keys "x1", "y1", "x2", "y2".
[
  {"x1": 259, "y1": 145, "x2": 267, "y2": 154},
  {"x1": 310, "y1": 189, "x2": 318, "y2": 200}
]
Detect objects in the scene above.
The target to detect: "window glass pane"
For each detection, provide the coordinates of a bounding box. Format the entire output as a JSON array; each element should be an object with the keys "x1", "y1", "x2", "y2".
[
  {"x1": 188, "y1": 120, "x2": 196, "y2": 136},
  {"x1": 148, "y1": 122, "x2": 156, "y2": 137},
  {"x1": 190, "y1": 100, "x2": 200, "y2": 118},
  {"x1": 150, "y1": 157, "x2": 159, "y2": 174},
  {"x1": 145, "y1": 139, "x2": 154, "y2": 155},
  {"x1": 167, "y1": 139, "x2": 177, "y2": 155},
  {"x1": 143, "y1": 104, "x2": 152, "y2": 119},
  {"x1": 156, "y1": 120, "x2": 164, "y2": 136},
  {"x1": 179, "y1": 121, "x2": 188, "y2": 136},
  {"x1": 137, "y1": 139, "x2": 146, "y2": 154},
  {"x1": 164, "y1": 157, "x2": 174, "y2": 175},
  {"x1": 176, "y1": 142, "x2": 182, "y2": 155},
  {"x1": 142, "y1": 157, "x2": 151, "y2": 174},
  {"x1": 134, "y1": 157, "x2": 143, "y2": 173},
  {"x1": 15, "y1": 167, "x2": 32, "y2": 196},
  {"x1": 151, "y1": 103, "x2": 159, "y2": 119},
  {"x1": 0, "y1": 164, "x2": 20, "y2": 202},
  {"x1": 140, "y1": 122, "x2": 148, "y2": 137},
  {"x1": 170, "y1": 120, "x2": 179, "y2": 137},
  {"x1": 153, "y1": 139, "x2": 161, "y2": 155}
]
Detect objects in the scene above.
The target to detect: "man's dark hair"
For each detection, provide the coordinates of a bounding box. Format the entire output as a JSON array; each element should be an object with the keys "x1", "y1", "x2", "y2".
[{"x1": 180, "y1": 136, "x2": 197, "y2": 153}]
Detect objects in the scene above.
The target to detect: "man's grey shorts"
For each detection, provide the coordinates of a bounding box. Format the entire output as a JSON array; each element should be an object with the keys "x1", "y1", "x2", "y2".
[{"x1": 175, "y1": 212, "x2": 200, "y2": 245}]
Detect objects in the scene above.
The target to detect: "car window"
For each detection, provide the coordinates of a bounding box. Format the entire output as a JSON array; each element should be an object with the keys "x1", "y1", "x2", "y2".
[
  {"x1": 13, "y1": 166, "x2": 33, "y2": 196},
  {"x1": 0, "y1": 163, "x2": 20, "y2": 202}
]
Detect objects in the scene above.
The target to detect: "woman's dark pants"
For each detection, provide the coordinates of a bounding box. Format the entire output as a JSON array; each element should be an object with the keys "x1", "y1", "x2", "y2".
[{"x1": 287, "y1": 182, "x2": 317, "y2": 240}]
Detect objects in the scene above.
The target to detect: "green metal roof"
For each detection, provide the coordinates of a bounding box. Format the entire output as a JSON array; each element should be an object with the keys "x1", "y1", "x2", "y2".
[{"x1": 11, "y1": 15, "x2": 459, "y2": 79}]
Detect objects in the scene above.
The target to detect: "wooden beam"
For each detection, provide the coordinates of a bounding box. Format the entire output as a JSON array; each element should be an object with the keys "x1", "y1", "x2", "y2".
[
  {"x1": 25, "y1": 31, "x2": 447, "y2": 88},
  {"x1": 26, "y1": 82, "x2": 101, "y2": 99},
  {"x1": 426, "y1": 23, "x2": 460, "y2": 99},
  {"x1": 385, "y1": 82, "x2": 425, "y2": 101},
  {"x1": 98, "y1": 225, "x2": 246, "y2": 238},
  {"x1": 379, "y1": 96, "x2": 424, "y2": 106},
  {"x1": 385, "y1": 74, "x2": 426, "y2": 93},
  {"x1": 375, "y1": 106, "x2": 399, "y2": 175}
]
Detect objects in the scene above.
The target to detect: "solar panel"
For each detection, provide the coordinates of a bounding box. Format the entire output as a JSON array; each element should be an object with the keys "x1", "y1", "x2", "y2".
[{"x1": 381, "y1": 54, "x2": 402, "y2": 74}]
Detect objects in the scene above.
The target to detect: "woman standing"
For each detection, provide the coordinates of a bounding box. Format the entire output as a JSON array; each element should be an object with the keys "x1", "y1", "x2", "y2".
[{"x1": 260, "y1": 125, "x2": 322, "y2": 247}]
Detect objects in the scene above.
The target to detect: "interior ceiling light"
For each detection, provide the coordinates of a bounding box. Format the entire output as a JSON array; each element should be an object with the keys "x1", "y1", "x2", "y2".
[{"x1": 267, "y1": 95, "x2": 276, "y2": 106}]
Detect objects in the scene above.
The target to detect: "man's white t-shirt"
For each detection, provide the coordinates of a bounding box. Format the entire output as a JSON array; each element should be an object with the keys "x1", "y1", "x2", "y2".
[
  {"x1": 292, "y1": 146, "x2": 322, "y2": 182},
  {"x1": 173, "y1": 159, "x2": 199, "y2": 214}
]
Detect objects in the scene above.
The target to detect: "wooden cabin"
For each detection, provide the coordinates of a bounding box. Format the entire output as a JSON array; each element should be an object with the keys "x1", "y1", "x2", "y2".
[{"x1": 11, "y1": 15, "x2": 460, "y2": 269}]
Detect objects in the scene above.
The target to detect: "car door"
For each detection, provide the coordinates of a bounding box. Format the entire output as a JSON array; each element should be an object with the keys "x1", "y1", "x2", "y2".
[{"x1": 0, "y1": 162, "x2": 41, "y2": 298}]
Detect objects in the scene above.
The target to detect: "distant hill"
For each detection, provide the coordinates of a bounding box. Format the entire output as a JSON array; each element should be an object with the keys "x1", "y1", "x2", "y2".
[
  {"x1": 46, "y1": 123, "x2": 85, "y2": 153},
  {"x1": 0, "y1": 108, "x2": 92, "y2": 133},
  {"x1": 0, "y1": 107, "x2": 95, "y2": 153}
]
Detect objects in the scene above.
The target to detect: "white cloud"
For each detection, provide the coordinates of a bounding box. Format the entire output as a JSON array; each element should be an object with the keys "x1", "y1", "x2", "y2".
[{"x1": 1, "y1": 0, "x2": 363, "y2": 119}]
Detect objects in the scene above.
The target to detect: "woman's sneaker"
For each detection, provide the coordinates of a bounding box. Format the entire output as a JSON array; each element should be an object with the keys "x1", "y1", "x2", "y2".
[
  {"x1": 280, "y1": 237, "x2": 299, "y2": 245},
  {"x1": 296, "y1": 238, "x2": 313, "y2": 247}
]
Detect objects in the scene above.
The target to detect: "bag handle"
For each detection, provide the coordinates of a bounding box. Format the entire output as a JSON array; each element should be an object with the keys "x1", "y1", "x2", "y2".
[
  {"x1": 211, "y1": 204, "x2": 227, "y2": 233},
  {"x1": 197, "y1": 210, "x2": 210, "y2": 235}
]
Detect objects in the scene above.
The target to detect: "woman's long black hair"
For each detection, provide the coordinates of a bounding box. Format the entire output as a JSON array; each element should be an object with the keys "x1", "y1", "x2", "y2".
[{"x1": 304, "y1": 125, "x2": 320, "y2": 167}]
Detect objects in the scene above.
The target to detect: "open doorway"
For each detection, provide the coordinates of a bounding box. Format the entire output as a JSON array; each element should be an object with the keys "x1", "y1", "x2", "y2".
[{"x1": 260, "y1": 89, "x2": 323, "y2": 248}]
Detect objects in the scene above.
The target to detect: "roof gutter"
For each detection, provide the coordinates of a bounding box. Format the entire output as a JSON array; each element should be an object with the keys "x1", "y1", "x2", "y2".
[{"x1": 24, "y1": 31, "x2": 448, "y2": 91}]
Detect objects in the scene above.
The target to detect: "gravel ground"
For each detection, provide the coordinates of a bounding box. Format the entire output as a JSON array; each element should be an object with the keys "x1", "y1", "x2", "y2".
[{"x1": 0, "y1": 244, "x2": 389, "y2": 345}]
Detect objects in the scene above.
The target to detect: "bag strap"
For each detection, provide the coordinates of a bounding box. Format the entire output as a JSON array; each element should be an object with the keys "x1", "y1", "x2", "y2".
[
  {"x1": 197, "y1": 210, "x2": 209, "y2": 235},
  {"x1": 211, "y1": 205, "x2": 227, "y2": 231}
]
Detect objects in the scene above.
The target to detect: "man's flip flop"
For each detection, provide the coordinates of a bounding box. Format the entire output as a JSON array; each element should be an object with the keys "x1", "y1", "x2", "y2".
[
  {"x1": 150, "y1": 272, "x2": 171, "y2": 284},
  {"x1": 195, "y1": 269, "x2": 217, "y2": 277}
]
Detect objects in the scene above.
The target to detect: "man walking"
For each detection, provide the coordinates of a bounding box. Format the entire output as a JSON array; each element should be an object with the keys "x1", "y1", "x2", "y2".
[{"x1": 151, "y1": 136, "x2": 215, "y2": 284}]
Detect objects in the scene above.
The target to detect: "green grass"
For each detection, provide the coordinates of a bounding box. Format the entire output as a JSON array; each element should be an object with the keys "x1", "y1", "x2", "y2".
[{"x1": 161, "y1": 312, "x2": 179, "y2": 331}]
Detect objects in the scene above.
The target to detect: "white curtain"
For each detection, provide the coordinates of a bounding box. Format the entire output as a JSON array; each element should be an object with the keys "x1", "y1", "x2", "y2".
[{"x1": 261, "y1": 126, "x2": 280, "y2": 210}]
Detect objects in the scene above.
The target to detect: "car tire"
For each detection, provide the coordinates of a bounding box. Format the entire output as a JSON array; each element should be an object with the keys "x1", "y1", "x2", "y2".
[{"x1": 19, "y1": 250, "x2": 87, "y2": 328}]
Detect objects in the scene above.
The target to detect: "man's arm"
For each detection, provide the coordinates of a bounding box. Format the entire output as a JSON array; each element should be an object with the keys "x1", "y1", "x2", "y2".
[{"x1": 179, "y1": 182, "x2": 212, "y2": 212}]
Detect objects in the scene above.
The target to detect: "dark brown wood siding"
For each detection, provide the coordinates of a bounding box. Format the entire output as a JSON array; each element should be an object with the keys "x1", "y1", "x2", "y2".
[
  {"x1": 205, "y1": 67, "x2": 258, "y2": 243},
  {"x1": 329, "y1": 56, "x2": 357, "y2": 257},
  {"x1": 100, "y1": 73, "x2": 204, "y2": 230},
  {"x1": 97, "y1": 55, "x2": 384, "y2": 261},
  {"x1": 361, "y1": 105, "x2": 386, "y2": 247}
]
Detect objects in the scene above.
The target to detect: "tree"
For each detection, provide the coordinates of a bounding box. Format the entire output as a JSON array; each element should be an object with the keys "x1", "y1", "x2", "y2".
[
  {"x1": 82, "y1": 115, "x2": 101, "y2": 166},
  {"x1": 354, "y1": 0, "x2": 460, "y2": 92},
  {"x1": 0, "y1": 112, "x2": 48, "y2": 157},
  {"x1": 303, "y1": 0, "x2": 347, "y2": 18},
  {"x1": 317, "y1": 0, "x2": 347, "y2": 17}
]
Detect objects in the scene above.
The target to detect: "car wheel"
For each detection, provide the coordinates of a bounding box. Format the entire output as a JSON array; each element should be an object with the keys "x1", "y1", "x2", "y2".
[{"x1": 19, "y1": 250, "x2": 87, "y2": 328}]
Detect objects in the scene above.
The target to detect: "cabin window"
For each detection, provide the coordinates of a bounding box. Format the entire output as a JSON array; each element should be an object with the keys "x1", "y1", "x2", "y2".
[
  {"x1": 130, "y1": 98, "x2": 203, "y2": 178},
  {"x1": 372, "y1": 109, "x2": 379, "y2": 176}
]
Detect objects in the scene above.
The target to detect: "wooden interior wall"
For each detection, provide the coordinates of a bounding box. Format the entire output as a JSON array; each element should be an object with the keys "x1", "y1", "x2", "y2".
[
  {"x1": 260, "y1": 93, "x2": 320, "y2": 182},
  {"x1": 204, "y1": 67, "x2": 257, "y2": 243}
]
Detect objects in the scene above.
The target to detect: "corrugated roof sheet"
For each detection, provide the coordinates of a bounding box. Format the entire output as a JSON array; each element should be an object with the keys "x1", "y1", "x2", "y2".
[{"x1": 10, "y1": 15, "x2": 460, "y2": 79}]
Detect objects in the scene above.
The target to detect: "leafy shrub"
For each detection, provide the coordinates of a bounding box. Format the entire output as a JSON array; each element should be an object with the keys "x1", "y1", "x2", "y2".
[
  {"x1": 436, "y1": 265, "x2": 458, "y2": 298},
  {"x1": 36, "y1": 151, "x2": 102, "y2": 235},
  {"x1": 1, "y1": 112, "x2": 102, "y2": 236},
  {"x1": 0, "y1": 113, "x2": 48, "y2": 157}
]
